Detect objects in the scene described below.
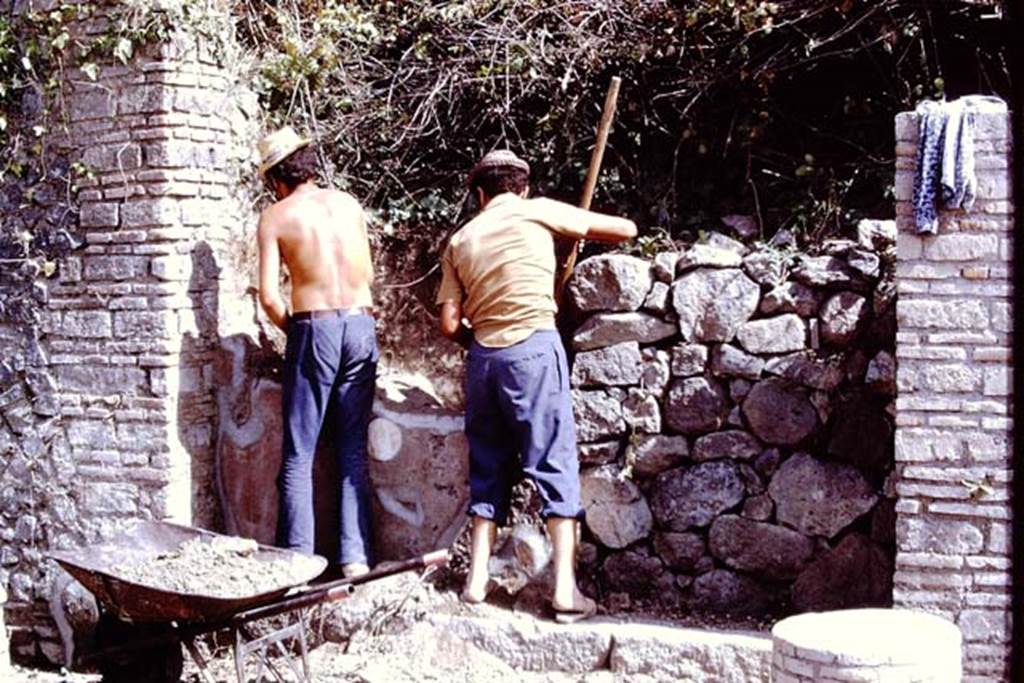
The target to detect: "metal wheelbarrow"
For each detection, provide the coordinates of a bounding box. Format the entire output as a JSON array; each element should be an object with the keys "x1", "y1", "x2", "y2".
[{"x1": 49, "y1": 520, "x2": 449, "y2": 682}]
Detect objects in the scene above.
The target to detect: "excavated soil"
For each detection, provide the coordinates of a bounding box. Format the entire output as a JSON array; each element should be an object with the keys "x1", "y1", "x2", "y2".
[{"x1": 118, "y1": 537, "x2": 301, "y2": 598}]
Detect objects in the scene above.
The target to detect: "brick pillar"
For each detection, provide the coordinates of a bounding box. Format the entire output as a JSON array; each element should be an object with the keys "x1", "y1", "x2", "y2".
[
  {"x1": 892, "y1": 109, "x2": 1014, "y2": 681},
  {"x1": 0, "y1": 19, "x2": 258, "y2": 662}
]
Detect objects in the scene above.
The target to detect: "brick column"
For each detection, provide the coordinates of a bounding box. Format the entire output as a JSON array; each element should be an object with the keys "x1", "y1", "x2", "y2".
[
  {"x1": 892, "y1": 109, "x2": 1014, "y2": 681},
  {"x1": 0, "y1": 14, "x2": 257, "y2": 662}
]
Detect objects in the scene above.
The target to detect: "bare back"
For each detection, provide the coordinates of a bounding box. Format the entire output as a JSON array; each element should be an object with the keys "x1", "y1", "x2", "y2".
[{"x1": 259, "y1": 186, "x2": 374, "y2": 316}]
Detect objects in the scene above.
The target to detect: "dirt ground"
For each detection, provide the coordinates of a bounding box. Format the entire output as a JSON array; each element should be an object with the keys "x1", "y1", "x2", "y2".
[{"x1": 9, "y1": 566, "x2": 773, "y2": 682}]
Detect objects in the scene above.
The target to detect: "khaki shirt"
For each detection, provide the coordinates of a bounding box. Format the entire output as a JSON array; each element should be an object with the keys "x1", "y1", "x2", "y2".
[{"x1": 436, "y1": 193, "x2": 589, "y2": 348}]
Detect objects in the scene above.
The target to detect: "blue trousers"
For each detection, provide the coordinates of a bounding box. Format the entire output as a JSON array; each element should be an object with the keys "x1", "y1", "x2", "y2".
[
  {"x1": 465, "y1": 329, "x2": 583, "y2": 525},
  {"x1": 277, "y1": 311, "x2": 376, "y2": 566}
]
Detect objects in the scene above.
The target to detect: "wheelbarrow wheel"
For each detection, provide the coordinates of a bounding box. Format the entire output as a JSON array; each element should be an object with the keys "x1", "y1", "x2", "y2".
[{"x1": 98, "y1": 643, "x2": 183, "y2": 683}]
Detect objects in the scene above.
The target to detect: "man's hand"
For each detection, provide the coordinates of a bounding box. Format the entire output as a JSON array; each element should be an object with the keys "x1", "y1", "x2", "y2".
[{"x1": 440, "y1": 300, "x2": 473, "y2": 350}]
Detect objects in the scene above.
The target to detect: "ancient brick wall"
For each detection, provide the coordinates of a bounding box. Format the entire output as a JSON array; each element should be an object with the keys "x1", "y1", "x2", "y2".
[
  {"x1": 892, "y1": 109, "x2": 1014, "y2": 681},
  {"x1": 0, "y1": 8, "x2": 259, "y2": 661}
]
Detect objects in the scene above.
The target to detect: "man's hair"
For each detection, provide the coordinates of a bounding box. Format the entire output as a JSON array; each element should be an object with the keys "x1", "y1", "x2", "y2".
[
  {"x1": 469, "y1": 166, "x2": 529, "y2": 199},
  {"x1": 265, "y1": 145, "x2": 318, "y2": 189}
]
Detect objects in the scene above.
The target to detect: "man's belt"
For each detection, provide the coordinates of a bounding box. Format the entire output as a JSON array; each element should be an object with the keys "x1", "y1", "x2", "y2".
[{"x1": 291, "y1": 306, "x2": 373, "y2": 321}]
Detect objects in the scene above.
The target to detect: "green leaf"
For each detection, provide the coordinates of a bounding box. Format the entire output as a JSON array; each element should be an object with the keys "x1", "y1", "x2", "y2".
[{"x1": 81, "y1": 62, "x2": 99, "y2": 80}]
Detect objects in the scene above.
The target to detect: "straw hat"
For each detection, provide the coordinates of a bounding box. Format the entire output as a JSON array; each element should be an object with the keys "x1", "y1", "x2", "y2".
[
  {"x1": 257, "y1": 126, "x2": 311, "y2": 175},
  {"x1": 467, "y1": 150, "x2": 530, "y2": 187}
]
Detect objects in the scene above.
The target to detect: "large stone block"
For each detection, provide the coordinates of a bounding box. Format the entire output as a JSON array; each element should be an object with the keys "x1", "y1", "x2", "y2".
[
  {"x1": 792, "y1": 533, "x2": 893, "y2": 612},
  {"x1": 79, "y1": 202, "x2": 119, "y2": 228},
  {"x1": 897, "y1": 517, "x2": 984, "y2": 555},
  {"x1": 650, "y1": 461, "x2": 745, "y2": 530},
  {"x1": 897, "y1": 299, "x2": 989, "y2": 330},
  {"x1": 664, "y1": 377, "x2": 729, "y2": 435},
  {"x1": 742, "y1": 379, "x2": 818, "y2": 446},
  {"x1": 631, "y1": 434, "x2": 688, "y2": 476},
  {"x1": 736, "y1": 314, "x2": 806, "y2": 354},
  {"x1": 81, "y1": 483, "x2": 138, "y2": 515},
  {"x1": 672, "y1": 268, "x2": 760, "y2": 342},
  {"x1": 571, "y1": 312, "x2": 676, "y2": 351},
  {"x1": 83, "y1": 256, "x2": 149, "y2": 281},
  {"x1": 709, "y1": 515, "x2": 814, "y2": 580},
  {"x1": 566, "y1": 254, "x2": 652, "y2": 312},
  {"x1": 570, "y1": 342, "x2": 643, "y2": 387},
  {"x1": 572, "y1": 389, "x2": 626, "y2": 442},
  {"x1": 581, "y1": 465, "x2": 653, "y2": 549},
  {"x1": 768, "y1": 453, "x2": 878, "y2": 538},
  {"x1": 61, "y1": 310, "x2": 112, "y2": 338},
  {"x1": 121, "y1": 198, "x2": 181, "y2": 227},
  {"x1": 56, "y1": 366, "x2": 147, "y2": 395}
]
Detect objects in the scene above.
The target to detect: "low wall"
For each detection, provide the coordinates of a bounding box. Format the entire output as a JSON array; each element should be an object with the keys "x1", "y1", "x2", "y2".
[{"x1": 565, "y1": 230, "x2": 896, "y2": 615}]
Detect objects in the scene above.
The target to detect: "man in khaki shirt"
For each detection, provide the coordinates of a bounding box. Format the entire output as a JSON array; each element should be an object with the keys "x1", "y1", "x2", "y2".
[{"x1": 437, "y1": 150, "x2": 636, "y2": 620}]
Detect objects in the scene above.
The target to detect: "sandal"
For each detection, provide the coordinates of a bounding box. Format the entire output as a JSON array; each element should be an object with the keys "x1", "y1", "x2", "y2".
[{"x1": 552, "y1": 595, "x2": 597, "y2": 624}]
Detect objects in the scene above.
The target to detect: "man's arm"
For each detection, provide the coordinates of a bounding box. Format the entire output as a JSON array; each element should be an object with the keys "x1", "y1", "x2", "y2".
[
  {"x1": 581, "y1": 211, "x2": 637, "y2": 243},
  {"x1": 257, "y1": 211, "x2": 289, "y2": 330},
  {"x1": 439, "y1": 300, "x2": 474, "y2": 350}
]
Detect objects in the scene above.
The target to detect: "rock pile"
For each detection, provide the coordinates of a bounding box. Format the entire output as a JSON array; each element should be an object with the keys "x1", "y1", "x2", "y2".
[{"x1": 567, "y1": 221, "x2": 896, "y2": 615}]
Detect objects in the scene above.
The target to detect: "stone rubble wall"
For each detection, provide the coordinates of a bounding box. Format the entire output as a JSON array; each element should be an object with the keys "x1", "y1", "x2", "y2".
[
  {"x1": 565, "y1": 226, "x2": 898, "y2": 616},
  {"x1": 0, "y1": 9, "x2": 260, "y2": 663},
  {"x1": 892, "y1": 109, "x2": 1014, "y2": 681}
]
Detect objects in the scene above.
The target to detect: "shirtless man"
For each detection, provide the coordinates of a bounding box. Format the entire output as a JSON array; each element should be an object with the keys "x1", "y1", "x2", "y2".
[
  {"x1": 256, "y1": 126, "x2": 375, "y2": 578},
  {"x1": 437, "y1": 150, "x2": 636, "y2": 621}
]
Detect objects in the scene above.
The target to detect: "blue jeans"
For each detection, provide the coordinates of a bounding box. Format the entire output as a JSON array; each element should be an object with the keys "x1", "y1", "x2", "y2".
[
  {"x1": 465, "y1": 329, "x2": 583, "y2": 525},
  {"x1": 277, "y1": 311, "x2": 377, "y2": 566}
]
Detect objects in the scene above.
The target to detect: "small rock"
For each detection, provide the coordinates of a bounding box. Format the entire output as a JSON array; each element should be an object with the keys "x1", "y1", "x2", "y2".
[
  {"x1": 738, "y1": 463, "x2": 766, "y2": 495},
  {"x1": 763, "y1": 352, "x2": 845, "y2": 391},
  {"x1": 729, "y1": 379, "x2": 753, "y2": 403},
  {"x1": 676, "y1": 244, "x2": 743, "y2": 273},
  {"x1": 760, "y1": 282, "x2": 820, "y2": 317},
  {"x1": 846, "y1": 349, "x2": 869, "y2": 384},
  {"x1": 650, "y1": 461, "x2": 746, "y2": 530},
  {"x1": 819, "y1": 292, "x2": 868, "y2": 347},
  {"x1": 736, "y1": 315, "x2": 806, "y2": 354},
  {"x1": 726, "y1": 406, "x2": 744, "y2": 428},
  {"x1": 572, "y1": 312, "x2": 677, "y2": 351},
  {"x1": 642, "y1": 281, "x2": 670, "y2": 315},
  {"x1": 709, "y1": 515, "x2": 814, "y2": 580},
  {"x1": 865, "y1": 351, "x2": 896, "y2": 396},
  {"x1": 742, "y1": 379, "x2": 818, "y2": 446},
  {"x1": 846, "y1": 249, "x2": 881, "y2": 280},
  {"x1": 663, "y1": 377, "x2": 730, "y2": 435},
  {"x1": 604, "y1": 551, "x2": 664, "y2": 596},
  {"x1": 640, "y1": 348, "x2": 671, "y2": 396},
  {"x1": 792, "y1": 256, "x2": 866, "y2": 291},
  {"x1": 692, "y1": 430, "x2": 761, "y2": 462},
  {"x1": 571, "y1": 342, "x2": 643, "y2": 387},
  {"x1": 856, "y1": 219, "x2": 897, "y2": 251},
  {"x1": 704, "y1": 232, "x2": 749, "y2": 255},
  {"x1": 720, "y1": 214, "x2": 759, "y2": 240},
  {"x1": 742, "y1": 494, "x2": 774, "y2": 521},
  {"x1": 688, "y1": 569, "x2": 773, "y2": 615},
  {"x1": 581, "y1": 466, "x2": 654, "y2": 549},
  {"x1": 791, "y1": 533, "x2": 893, "y2": 612},
  {"x1": 672, "y1": 268, "x2": 760, "y2": 342},
  {"x1": 753, "y1": 448, "x2": 782, "y2": 478},
  {"x1": 769, "y1": 229, "x2": 796, "y2": 248},
  {"x1": 572, "y1": 389, "x2": 626, "y2": 443},
  {"x1": 819, "y1": 239, "x2": 857, "y2": 256},
  {"x1": 567, "y1": 254, "x2": 653, "y2": 312},
  {"x1": 623, "y1": 389, "x2": 661, "y2": 433},
  {"x1": 653, "y1": 531, "x2": 707, "y2": 572},
  {"x1": 670, "y1": 344, "x2": 708, "y2": 377},
  {"x1": 652, "y1": 252, "x2": 679, "y2": 282},
  {"x1": 579, "y1": 441, "x2": 621, "y2": 466},
  {"x1": 810, "y1": 391, "x2": 831, "y2": 425},
  {"x1": 630, "y1": 434, "x2": 689, "y2": 477},
  {"x1": 710, "y1": 344, "x2": 764, "y2": 380},
  {"x1": 742, "y1": 250, "x2": 789, "y2": 289},
  {"x1": 768, "y1": 452, "x2": 878, "y2": 538}
]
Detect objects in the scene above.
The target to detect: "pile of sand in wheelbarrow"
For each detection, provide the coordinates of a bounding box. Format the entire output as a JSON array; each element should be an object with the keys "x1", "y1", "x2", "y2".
[{"x1": 118, "y1": 537, "x2": 301, "y2": 598}]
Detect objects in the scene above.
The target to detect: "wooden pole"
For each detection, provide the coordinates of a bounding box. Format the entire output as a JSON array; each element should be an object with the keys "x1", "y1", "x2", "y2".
[{"x1": 555, "y1": 76, "x2": 622, "y2": 304}]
